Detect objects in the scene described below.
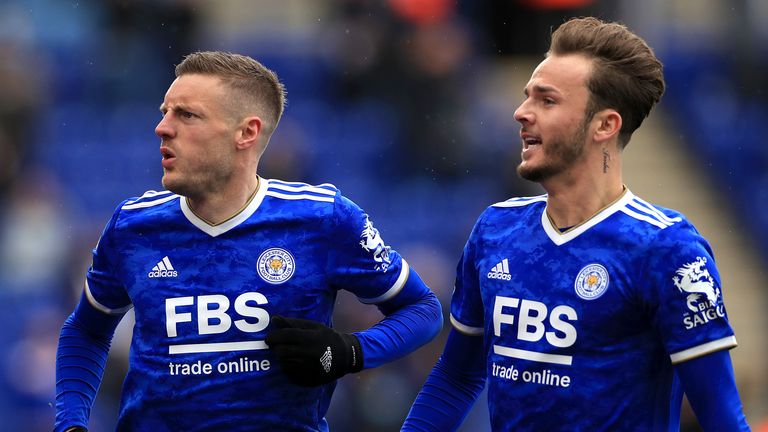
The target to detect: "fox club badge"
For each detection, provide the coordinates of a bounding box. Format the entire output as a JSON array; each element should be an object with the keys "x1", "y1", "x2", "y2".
[
  {"x1": 574, "y1": 263, "x2": 609, "y2": 300},
  {"x1": 257, "y1": 248, "x2": 295, "y2": 284}
]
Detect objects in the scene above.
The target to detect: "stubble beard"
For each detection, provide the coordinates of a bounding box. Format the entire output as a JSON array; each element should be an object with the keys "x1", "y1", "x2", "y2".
[
  {"x1": 162, "y1": 156, "x2": 234, "y2": 200},
  {"x1": 517, "y1": 119, "x2": 589, "y2": 183}
]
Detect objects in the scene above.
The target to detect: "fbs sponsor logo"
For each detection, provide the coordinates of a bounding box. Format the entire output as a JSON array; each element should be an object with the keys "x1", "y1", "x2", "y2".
[
  {"x1": 488, "y1": 258, "x2": 511, "y2": 280},
  {"x1": 149, "y1": 256, "x2": 178, "y2": 278},
  {"x1": 673, "y1": 256, "x2": 724, "y2": 329}
]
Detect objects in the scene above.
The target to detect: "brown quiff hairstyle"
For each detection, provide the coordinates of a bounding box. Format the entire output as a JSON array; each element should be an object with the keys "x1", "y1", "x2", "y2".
[
  {"x1": 175, "y1": 51, "x2": 287, "y2": 137},
  {"x1": 549, "y1": 17, "x2": 665, "y2": 148}
]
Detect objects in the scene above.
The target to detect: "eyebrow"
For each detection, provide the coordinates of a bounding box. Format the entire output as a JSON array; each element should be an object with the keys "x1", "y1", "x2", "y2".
[
  {"x1": 524, "y1": 84, "x2": 561, "y2": 97},
  {"x1": 159, "y1": 103, "x2": 190, "y2": 113}
]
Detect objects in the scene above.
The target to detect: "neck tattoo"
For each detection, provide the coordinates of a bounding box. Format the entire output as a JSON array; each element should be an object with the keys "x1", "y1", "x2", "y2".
[{"x1": 602, "y1": 148, "x2": 610, "y2": 173}]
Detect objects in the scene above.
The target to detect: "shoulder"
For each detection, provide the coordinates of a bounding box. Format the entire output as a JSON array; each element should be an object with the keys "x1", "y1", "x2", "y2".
[
  {"x1": 490, "y1": 194, "x2": 548, "y2": 209},
  {"x1": 479, "y1": 194, "x2": 547, "y2": 225},
  {"x1": 261, "y1": 178, "x2": 352, "y2": 227},
  {"x1": 114, "y1": 190, "x2": 181, "y2": 223},
  {"x1": 618, "y1": 193, "x2": 709, "y2": 257},
  {"x1": 262, "y1": 178, "x2": 339, "y2": 204}
]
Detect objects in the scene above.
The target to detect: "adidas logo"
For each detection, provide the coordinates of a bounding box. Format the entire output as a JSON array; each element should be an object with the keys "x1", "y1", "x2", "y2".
[
  {"x1": 320, "y1": 346, "x2": 333, "y2": 373},
  {"x1": 148, "y1": 256, "x2": 178, "y2": 278},
  {"x1": 487, "y1": 258, "x2": 511, "y2": 281}
]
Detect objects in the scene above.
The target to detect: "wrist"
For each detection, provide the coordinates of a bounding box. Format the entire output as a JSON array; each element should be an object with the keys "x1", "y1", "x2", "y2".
[{"x1": 341, "y1": 333, "x2": 364, "y2": 373}]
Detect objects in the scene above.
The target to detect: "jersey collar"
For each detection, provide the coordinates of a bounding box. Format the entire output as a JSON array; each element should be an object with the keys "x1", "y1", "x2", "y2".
[
  {"x1": 541, "y1": 188, "x2": 634, "y2": 246},
  {"x1": 180, "y1": 178, "x2": 268, "y2": 237}
]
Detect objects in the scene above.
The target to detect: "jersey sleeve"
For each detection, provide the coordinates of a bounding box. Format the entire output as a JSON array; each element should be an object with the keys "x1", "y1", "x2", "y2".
[
  {"x1": 326, "y1": 193, "x2": 409, "y2": 304},
  {"x1": 675, "y1": 350, "x2": 751, "y2": 430},
  {"x1": 641, "y1": 221, "x2": 736, "y2": 364},
  {"x1": 449, "y1": 213, "x2": 485, "y2": 336},
  {"x1": 84, "y1": 203, "x2": 132, "y2": 314},
  {"x1": 402, "y1": 329, "x2": 487, "y2": 432}
]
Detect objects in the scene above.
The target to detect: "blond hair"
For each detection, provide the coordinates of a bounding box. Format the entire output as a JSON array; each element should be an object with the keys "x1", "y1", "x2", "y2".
[{"x1": 176, "y1": 51, "x2": 287, "y2": 136}]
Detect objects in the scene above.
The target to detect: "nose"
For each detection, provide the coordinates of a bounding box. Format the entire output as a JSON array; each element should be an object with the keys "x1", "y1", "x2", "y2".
[
  {"x1": 155, "y1": 114, "x2": 175, "y2": 139},
  {"x1": 514, "y1": 99, "x2": 533, "y2": 125}
]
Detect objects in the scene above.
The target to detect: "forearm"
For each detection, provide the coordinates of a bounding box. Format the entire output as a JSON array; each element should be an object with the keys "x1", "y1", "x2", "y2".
[
  {"x1": 55, "y1": 293, "x2": 122, "y2": 432},
  {"x1": 675, "y1": 350, "x2": 750, "y2": 431},
  {"x1": 402, "y1": 329, "x2": 486, "y2": 432},
  {"x1": 355, "y1": 270, "x2": 443, "y2": 368}
]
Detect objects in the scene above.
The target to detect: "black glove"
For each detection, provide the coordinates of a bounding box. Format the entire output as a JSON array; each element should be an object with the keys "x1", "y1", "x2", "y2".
[{"x1": 265, "y1": 316, "x2": 363, "y2": 387}]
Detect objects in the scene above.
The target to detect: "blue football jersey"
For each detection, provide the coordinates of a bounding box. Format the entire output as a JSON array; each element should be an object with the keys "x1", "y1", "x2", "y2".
[
  {"x1": 85, "y1": 178, "x2": 411, "y2": 431},
  {"x1": 450, "y1": 190, "x2": 737, "y2": 431}
]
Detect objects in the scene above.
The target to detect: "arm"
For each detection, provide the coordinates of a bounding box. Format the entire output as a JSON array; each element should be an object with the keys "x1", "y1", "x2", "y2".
[
  {"x1": 355, "y1": 267, "x2": 443, "y2": 369},
  {"x1": 675, "y1": 350, "x2": 751, "y2": 431},
  {"x1": 266, "y1": 267, "x2": 442, "y2": 385},
  {"x1": 55, "y1": 292, "x2": 123, "y2": 432},
  {"x1": 267, "y1": 193, "x2": 444, "y2": 385},
  {"x1": 402, "y1": 329, "x2": 486, "y2": 432}
]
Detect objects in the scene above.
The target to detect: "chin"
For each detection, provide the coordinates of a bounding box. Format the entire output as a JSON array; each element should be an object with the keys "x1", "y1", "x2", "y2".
[
  {"x1": 161, "y1": 176, "x2": 185, "y2": 195},
  {"x1": 517, "y1": 163, "x2": 554, "y2": 183}
]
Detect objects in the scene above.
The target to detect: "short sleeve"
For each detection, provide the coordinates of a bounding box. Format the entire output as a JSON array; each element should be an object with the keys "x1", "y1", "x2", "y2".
[
  {"x1": 450, "y1": 216, "x2": 485, "y2": 336},
  {"x1": 642, "y1": 223, "x2": 736, "y2": 364},
  {"x1": 327, "y1": 193, "x2": 409, "y2": 304},
  {"x1": 85, "y1": 204, "x2": 132, "y2": 314}
]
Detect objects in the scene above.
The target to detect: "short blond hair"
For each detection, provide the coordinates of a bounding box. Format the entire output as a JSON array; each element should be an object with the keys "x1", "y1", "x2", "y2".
[{"x1": 176, "y1": 51, "x2": 287, "y2": 135}]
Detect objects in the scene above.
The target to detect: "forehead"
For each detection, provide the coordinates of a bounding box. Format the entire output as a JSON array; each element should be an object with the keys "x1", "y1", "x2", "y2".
[
  {"x1": 162, "y1": 74, "x2": 228, "y2": 107},
  {"x1": 526, "y1": 54, "x2": 592, "y2": 96}
]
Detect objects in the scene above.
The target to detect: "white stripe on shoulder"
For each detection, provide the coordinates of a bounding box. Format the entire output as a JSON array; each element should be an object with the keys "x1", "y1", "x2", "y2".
[
  {"x1": 492, "y1": 195, "x2": 547, "y2": 208},
  {"x1": 85, "y1": 280, "x2": 133, "y2": 315},
  {"x1": 630, "y1": 197, "x2": 683, "y2": 224},
  {"x1": 358, "y1": 260, "x2": 410, "y2": 304},
  {"x1": 619, "y1": 207, "x2": 670, "y2": 229},
  {"x1": 450, "y1": 314, "x2": 484, "y2": 336},
  {"x1": 267, "y1": 182, "x2": 337, "y2": 196},
  {"x1": 122, "y1": 190, "x2": 174, "y2": 205},
  {"x1": 670, "y1": 336, "x2": 737, "y2": 364},
  {"x1": 264, "y1": 190, "x2": 335, "y2": 203},
  {"x1": 122, "y1": 194, "x2": 180, "y2": 210},
  {"x1": 268, "y1": 179, "x2": 336, "y2": 190}
]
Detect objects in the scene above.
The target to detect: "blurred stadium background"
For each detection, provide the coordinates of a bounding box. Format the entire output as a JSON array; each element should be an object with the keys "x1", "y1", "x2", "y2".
[{"x1": 0, "y1": 0, "x2": 766, "y2": 430}]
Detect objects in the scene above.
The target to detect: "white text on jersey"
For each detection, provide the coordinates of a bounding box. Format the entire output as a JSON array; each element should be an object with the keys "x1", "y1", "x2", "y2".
[
  {"x1": 493, "y1": 295, "x2": 578, "y2": 365},
  {"x1": 165, "y1": 293, "x2": 270, "y2": 354}
]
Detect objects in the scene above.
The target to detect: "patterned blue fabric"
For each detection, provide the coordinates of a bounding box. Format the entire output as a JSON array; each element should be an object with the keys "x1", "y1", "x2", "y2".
[
  {"x1": 82, "y1": 178, "x2": 417, "y2": 431},
  {"x1": 451, "y1": 190, "x2": 737, "y2": 431}
]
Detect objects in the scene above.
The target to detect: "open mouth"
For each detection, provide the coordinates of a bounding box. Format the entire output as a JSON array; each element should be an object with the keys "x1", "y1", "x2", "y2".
[
  {"x1": 522, "y1": 135, "x2": 542, "y2": 149},
  {"x1": 160, "y1": 147, "x2": 176, "y2": 168},
  {"x1": 160, "y1": 147, "x2": 175, "y2": 160}
]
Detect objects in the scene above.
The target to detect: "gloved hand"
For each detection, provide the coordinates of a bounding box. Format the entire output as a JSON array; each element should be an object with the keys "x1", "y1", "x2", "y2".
[{"x1": 265, "y1": 316, "x2": 363, "y2": 387}]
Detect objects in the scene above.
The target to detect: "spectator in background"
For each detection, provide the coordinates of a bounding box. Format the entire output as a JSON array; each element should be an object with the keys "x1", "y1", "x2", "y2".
[
  {"x1": 54, "y1": 51, "x2": 442, "y2": 431},
  {"x1": 403, "y1": 17, "x2": 750, "y2": 431},
  {"x1": 0, "y1": 41, "x2": 44, "y2": 205},
  {"x1": 332, "y1": 0, "x2": 475, "y2": 180}
]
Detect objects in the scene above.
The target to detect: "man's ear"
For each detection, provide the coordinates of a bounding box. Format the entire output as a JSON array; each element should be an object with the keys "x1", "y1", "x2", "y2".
[
  {"x1": 236, "y1": 116, "x2": 262, "y2": 150},
  {"x1": 592, "y1": 109, "x2": 622, "y2": 144}
]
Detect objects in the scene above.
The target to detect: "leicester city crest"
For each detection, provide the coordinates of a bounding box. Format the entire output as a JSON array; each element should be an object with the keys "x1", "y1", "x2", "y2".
[
  {"x1": 257, "y1": 248, "x2": 295, "y2": 284},
  {"x1": 574, "y1": 263, "x2": 609, "y2": 300}
]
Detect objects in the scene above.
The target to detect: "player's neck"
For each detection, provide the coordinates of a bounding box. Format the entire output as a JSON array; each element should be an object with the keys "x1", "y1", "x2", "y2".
[
  {"x1": 542, "y1": 172, "x2": 624, "y2": 230},
  {"x1": 541, "y1": 142, "x2": 626, "y2": 228},
  {"x1": 186, "y1": 176, "x2": 261, "y2": 226}
]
